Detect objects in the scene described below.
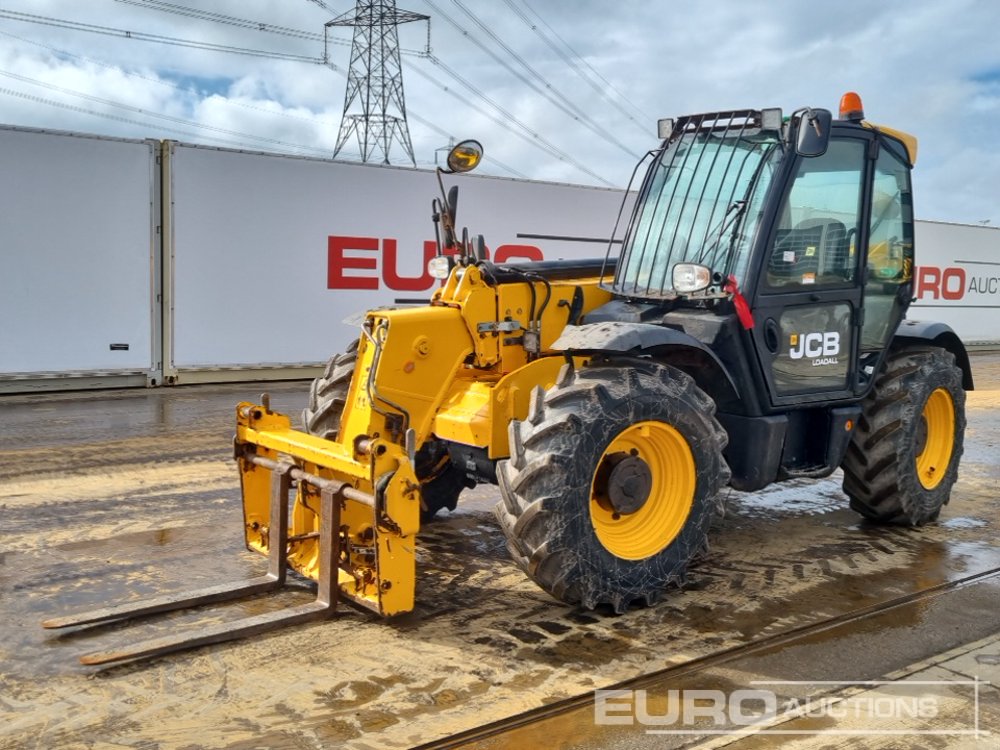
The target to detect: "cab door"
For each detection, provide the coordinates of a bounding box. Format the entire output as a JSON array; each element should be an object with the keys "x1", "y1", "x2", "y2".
[
  {"x1": 855, "y1": 141, "x2": 915, "y2": 387},
  {"x1": 750, "y1": 135, "x2": 871, "y2": 406}
]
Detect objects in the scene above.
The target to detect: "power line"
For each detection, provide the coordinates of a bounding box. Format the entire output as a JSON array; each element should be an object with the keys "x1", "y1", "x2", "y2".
[
  {"x1": 414, "y1": 55, "x2": 614, "y2": 185},
  {"x1": 0, "y1": 68, "x2": 336, "y2": 156},
  {"x1": 0, "y1": 29, "x2": 341, "y2": 130},
  {"x1": 111, "y1": 0, "x2": 428, "y2": 57},
  {"x1": 0, "y1": 9, "x2": 322, "y2": 63},
  {"x1": 449, "y1": 0, "x2": 640, "y2": 158},
  {"x1": 0, "y1": 22, "x2": 530, "y2": 178},
  {"x1": 113, "y1": 0, "x2": 323, "y2": 41},
  {"x1": 0, "y1": 7, "x2": 598, "y2": 181},
  {"x1": 404, "y1": 109, "x2": 527, "y2": 178},
  {"x1": 422, "y1": 0, "x2": 639, "y2": 160},
  {"x1": 305, "y1": 0, "x2": 341, "y2": 15},
  {"x1": 124, "y1": 0, "x2": 589, "y2": 177},
  {"x1": 0, "y1": 85, "x2": 334, "y2": 155},
  {"x1": 95, "y1": 1, "x2": 541, "y2": 174},
  {"x1": 500, "y1": 0, "x2": 652, "y2": 131}
]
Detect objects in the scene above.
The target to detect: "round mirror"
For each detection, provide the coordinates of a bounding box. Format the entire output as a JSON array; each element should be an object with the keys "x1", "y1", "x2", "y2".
[{"x1": 446, "y1": 140, "x2": 484, "y2": 173}]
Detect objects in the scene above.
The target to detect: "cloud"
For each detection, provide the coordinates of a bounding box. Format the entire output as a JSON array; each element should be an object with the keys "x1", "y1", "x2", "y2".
[{"x1": 0, "y1": 0, "x2": 997, "y2": 224}]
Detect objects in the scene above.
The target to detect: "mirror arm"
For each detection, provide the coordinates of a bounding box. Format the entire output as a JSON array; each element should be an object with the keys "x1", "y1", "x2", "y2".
[
  {"x1": 808, "y1": 109, "x2": 822, "y2": 137},
  {"x1": 431, "y1": 199, "x2": 444, "y2": 257},
  {"x1": 435, "y1": 168, "x2": 457, "y2": 250},
  {"x1": 793, "y1": 107, "x2": 822, "y2": 137}
]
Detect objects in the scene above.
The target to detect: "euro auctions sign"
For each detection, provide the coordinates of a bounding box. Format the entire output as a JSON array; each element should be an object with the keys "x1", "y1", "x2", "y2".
[
  {"x1": 594, "y1": 680, "x2": 987, "y2": 738},
  {"x1": 327, "y1": 235, "x2": 544, "y2": 291},
  {"x1": 909, "y1": 220, "x2": 1000, "y2": 343},
  {"x1": 914, "y1": 265, "x2": 1000, "y2": 300}
]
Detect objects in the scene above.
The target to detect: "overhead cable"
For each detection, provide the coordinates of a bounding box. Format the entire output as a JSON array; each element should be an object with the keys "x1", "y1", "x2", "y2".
[
  {"x1": 0, "y1": 9, "x2": 322, "y2": 62},
  {"x1": 113, "y1": 0, "x2": 323, "y2": 40},
  {"x1": 0, "y1": 29, "x2": 341, "y2": 130},
  {"x1": 0, "y1": 8, "x2": 595, "y2": 181},
  {"x1": 112, "y1": 0, "x2": 427, "y2": 56},
  {"x1": 414, "y1": 55, "x2": 614, "y2": 185},
  {"x1": 405, "y1": 110, "x2": 527, "y2": 178},
  {"x1": 0, "y1": 69, "x2": 336, "y2": 156},
  {"x1": 0, "y1": 86, "x2": 331, "y2": 155},
  {"x1": 423, "y1": 0, "x2": 639, "y2": 160},
  {"x1": 501, "y1": 0, "x2": 653, "y2": 130}
]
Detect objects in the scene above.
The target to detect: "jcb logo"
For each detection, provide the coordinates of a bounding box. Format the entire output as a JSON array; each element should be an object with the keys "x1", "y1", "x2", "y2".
[{"x1": 789, "y1": 331, "x2": 840, "y2": 360}]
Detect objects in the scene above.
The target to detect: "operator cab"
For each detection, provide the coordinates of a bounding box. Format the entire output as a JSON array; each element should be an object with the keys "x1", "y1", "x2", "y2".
[{"x1": 603, "y1": 93, "x2": 918, "y2": 414}]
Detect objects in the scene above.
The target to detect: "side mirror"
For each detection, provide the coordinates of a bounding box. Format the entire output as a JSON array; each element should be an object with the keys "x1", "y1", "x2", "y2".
[
  {"x1": 444, "y1": 139, "x2": 484, "y2": 173},
  {"x1": 795, "y1": 108, "x2": 832, "y2": 157},
  {"x1": 435, "y1": 141, "x2": 481, "y2": 253}
]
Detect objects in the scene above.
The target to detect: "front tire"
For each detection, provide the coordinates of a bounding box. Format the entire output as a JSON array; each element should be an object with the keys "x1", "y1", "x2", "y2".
[
  {"x1": 842, "y1": 347, "x2": 966, "y2": 525},
  {"x1": 495, "y1": 359, "x2": 730, "y2": 613}
]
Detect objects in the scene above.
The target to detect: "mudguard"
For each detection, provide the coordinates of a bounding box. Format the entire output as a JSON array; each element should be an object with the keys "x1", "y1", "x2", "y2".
[
  {"x1": 894, "y1": 319, "x2": 974, "y2": 390},
  {"x1": 551, "y1": 322, "x2": 741, "y2": 406}
]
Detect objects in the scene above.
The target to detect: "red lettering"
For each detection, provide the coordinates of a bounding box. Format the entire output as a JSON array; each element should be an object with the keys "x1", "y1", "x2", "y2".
[
  {"x1": 383, "y1": 239, "x2": 437, "y2": 292},
  {"x1": 494, "y1": 244, "x2": 544, "y2": 263},
  {"x1": 914, "y1": 266, "x2": 966, "y2": 301},
  {"x1": 915, "y1": 266, "x2": 940, "y2": 299},
  {"x1": 941, "y1": 267, "x2": 965, "y2": 300},
  {"x1": 326, "y1": 237, "x2": 548, "y2": 290},
  {"x1": 328, "y1": 236, "x2": 378, "y2": 290}
]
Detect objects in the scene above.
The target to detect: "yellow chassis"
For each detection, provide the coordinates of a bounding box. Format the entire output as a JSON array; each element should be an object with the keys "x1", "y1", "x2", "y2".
[{"x1": 234, "y1": 262, "x2": 612, "y2": 615}]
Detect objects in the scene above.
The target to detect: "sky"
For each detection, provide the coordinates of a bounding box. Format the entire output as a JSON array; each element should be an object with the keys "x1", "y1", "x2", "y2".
[{"x1": 0, "y1": 0, "x2": 998, "y2": 225}]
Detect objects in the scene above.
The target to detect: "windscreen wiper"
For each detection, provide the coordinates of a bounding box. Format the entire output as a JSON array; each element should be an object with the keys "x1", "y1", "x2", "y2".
[{"x1": 697, "y1": 199, "x2": 747, "y2": 267}]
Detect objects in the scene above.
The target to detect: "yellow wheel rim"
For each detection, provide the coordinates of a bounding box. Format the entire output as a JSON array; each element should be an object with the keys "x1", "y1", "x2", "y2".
[
  {"x1": 589, "y1": 420, "x2": 696, "y2": 560},
  {"x1": 916, "y1": 387, "x2": 955, "y2": 490}
]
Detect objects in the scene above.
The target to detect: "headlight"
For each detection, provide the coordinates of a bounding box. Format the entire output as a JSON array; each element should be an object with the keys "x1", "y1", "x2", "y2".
[
  {"x1": 672, "y1": 263, "x2": 712, "y2": 294},
  {"x1": 427, "y1": 255, "x2": 454, "y2": 280}
]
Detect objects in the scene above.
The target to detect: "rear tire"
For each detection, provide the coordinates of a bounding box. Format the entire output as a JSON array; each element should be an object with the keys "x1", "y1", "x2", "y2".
[
  {"x1": 413, "y1": 441, "x2": 473, "y2": 521},
  {"x1": 495, "y1": 359, "x2": 729, "y2": 613},
  {"x1": 302, "y1": 340, "x2": 359, "y2": 439},
  {"x1": 842, "y1": 347, "x2": 965, "y2": 525},
  {"x1": 303, "y1": 340, "x2": 467, "y2": 522}
]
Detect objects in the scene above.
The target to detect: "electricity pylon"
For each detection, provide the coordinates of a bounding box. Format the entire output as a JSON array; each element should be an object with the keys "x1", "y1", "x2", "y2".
[{"x1": 328, "y1": 0, "x2": 428, "y2": 165}]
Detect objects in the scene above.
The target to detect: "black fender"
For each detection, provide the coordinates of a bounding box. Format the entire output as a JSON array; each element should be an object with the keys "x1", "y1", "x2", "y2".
[
  {"x1": 893, "y1": 319, "x2": 974, "y2": 390},
  {"x1": 551, "y1": 322, "x2": 741, "y2": 408}
]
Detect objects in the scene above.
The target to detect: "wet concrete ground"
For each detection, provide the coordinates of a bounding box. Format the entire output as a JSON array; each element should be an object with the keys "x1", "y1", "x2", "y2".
[{"x1": 1, "y1": 356, "x2": 998, "y2": 749}]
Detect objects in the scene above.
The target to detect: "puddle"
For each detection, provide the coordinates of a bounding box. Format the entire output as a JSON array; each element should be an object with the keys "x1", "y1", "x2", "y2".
[{"x1": 940, "y1": 516, "x2": 988, "y2": 529}]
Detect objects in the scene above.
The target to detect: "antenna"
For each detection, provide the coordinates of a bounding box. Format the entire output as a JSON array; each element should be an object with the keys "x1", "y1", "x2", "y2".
[{"x1": 327, "y1": 0, "x2": 428, "y2": 165}]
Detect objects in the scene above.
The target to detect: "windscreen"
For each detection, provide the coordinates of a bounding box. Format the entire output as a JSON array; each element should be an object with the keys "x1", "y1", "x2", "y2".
[{"x1": 613, "y1": 113, "x2": 782, "y2": 298}]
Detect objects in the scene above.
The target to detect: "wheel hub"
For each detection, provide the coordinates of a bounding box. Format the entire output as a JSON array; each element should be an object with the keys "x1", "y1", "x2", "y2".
[
  {"x1": 589, "y1": 420, "x2": 697, "y2": 561},
  {"x1": 604, "y1": 454, "x2": 653, "y2": 515},
  {"x1": 916, "y1": 386, "x2": 956, "y2": 490}
]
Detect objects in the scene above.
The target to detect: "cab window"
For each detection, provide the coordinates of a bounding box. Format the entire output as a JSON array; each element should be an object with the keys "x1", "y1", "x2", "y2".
[
  {"x1": 766, "y1": 139, "x2": 866, "y2": 289},
  {"x1": 861, "y1": 146, "x2": 913, "y2": 351}
]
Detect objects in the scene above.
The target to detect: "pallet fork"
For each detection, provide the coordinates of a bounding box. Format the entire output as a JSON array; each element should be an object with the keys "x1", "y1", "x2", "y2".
[{"x1": 43, "y1": 398, "x2": 419, "y2": 666}]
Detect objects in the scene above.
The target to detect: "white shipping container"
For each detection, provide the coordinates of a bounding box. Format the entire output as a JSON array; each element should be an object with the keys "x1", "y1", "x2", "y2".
[
  {"x1": 910, "y1": 220, "x2": 1000, "y2": 344},
  {"x1": 166, "y1": 143, "x2": 629, "y2": 372},
  {"x1": 0, "y1": 126, "x2": 157, "y2": 381},
  {"x1": 0, "y1": 126, "x2": 996, "y2": 393}
]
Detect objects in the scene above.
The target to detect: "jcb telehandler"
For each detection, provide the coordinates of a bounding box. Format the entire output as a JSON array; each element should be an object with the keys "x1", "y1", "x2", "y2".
[{"x1": 47, "y1": 93, "x2": 972, "y2": 665}]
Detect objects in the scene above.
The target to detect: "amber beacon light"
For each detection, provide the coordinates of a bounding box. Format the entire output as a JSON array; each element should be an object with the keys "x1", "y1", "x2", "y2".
[{"x1": 839, "y1": 91, "x2": 865, "y2": 121}]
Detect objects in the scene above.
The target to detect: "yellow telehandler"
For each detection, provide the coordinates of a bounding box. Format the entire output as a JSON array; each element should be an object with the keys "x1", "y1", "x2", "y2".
[{"x1": 47, "y1": 93, "x2": 972, "y2": 665}]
